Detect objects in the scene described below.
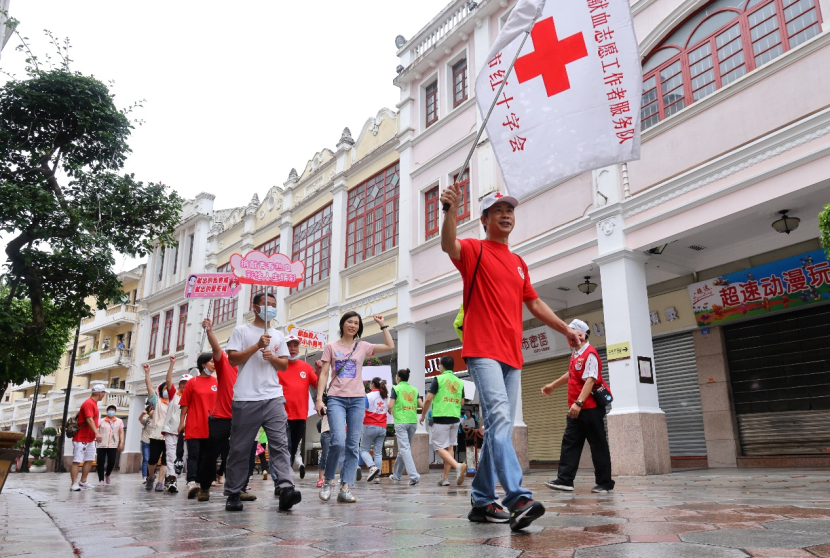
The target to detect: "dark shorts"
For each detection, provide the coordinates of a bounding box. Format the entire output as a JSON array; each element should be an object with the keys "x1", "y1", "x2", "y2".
[{"x1": 148, "y1": 438, "x2": 167, "y2": 466}]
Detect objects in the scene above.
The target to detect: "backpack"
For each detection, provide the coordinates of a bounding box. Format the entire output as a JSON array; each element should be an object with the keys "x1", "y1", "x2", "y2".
[{"x1": 65, "y1": 413, "x2": 80, "y2": 439}]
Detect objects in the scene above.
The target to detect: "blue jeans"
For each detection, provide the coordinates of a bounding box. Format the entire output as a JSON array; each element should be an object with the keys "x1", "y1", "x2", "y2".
[
  {"x1": 360, "y1": 425, "x2": 386, "y2": 470},
  {"x1": 392, "y1": 423, "x2": 420, "y2": 482},
  {"x1": 318, "y1": 431, "x2": 331, "y2": 471},
  {"x1": 325, "y1": 396, "x2": 364, "y2": 486},
  {"x1": 140, "y1": 441, "x2": 150, "y2": 478},
  {"x1": 467, "y1": 357, "x2": 532, "y2": 509}
]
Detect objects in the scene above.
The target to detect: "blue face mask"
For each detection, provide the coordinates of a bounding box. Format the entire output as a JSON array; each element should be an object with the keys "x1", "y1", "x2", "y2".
[
  {"x1": 107, "y1": 410, "x2": 115, "y2": 418},
  {"x1": 257, "y1": 305, "x2": 278, "y2": 322}
]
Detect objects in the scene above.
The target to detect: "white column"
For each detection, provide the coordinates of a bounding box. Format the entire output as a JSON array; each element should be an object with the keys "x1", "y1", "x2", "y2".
[
  {"x1": 328, "y1": 181, "x2": 348, "y2": 312},
  {"x1": 395, "y1": 323, "x2": 429, "y2": 472},
  {"x1": 276, "y1": 218, "x2": 294, "y2": 327},
  {"x1": 120, "y1": 394, "x2": 145, "y2": 473}
]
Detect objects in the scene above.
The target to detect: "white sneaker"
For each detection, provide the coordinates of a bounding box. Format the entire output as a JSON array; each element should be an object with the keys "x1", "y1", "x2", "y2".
[
  {"x1": 438, "y1": 477, "x2": 450, "y2": 486},
  {"x1": 70, "y1": 483, "x2": 81, "y2": 491},
  {"x1": 78, "y1": 481, "x2": 93, "y2": 490},
  {"x1": 366, "y1": 466, "x2": 380, "y2": 483},
  {"x1": 456, "y1": 463, "x2": 468, "y2": 486}
]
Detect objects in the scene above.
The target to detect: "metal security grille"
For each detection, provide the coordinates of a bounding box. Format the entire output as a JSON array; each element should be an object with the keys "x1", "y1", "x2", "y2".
[
  {"x1": 725, "y1": 303, "x2": 830, "y2": 455},
  {"x1": 653, "y1": 333, "x2": 708, "y2": 457},
  {"x1": 521, "y1": 356, "x2": 570, "y2": 462}
]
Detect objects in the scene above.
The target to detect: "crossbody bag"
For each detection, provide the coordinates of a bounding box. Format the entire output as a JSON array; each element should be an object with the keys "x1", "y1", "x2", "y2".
[{"x1": 321, "y1": 340, "x2": 360, "y2": 408}]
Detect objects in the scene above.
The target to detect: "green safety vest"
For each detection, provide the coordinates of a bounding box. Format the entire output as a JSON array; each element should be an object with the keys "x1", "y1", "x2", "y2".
[
  {"x1": 432, "y1": 371, "x2": 463, "y2": 418},
  {"x1": 391, "y1": 381, "x2": 419, "y2": 424}
]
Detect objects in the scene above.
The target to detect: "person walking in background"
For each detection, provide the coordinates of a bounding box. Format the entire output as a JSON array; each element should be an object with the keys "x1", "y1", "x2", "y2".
[
  {"x1": 70, "y1": 384, "x2": 106, "y2": 491},
  {"x1": 158, "y1": 355, "x2": 189, "y2": 494},
  {"x1": 542, "y1": 319, "x2": 615, "y2": 494},
  {"x1": 139, "y1": 403, "x2": 152, "y2": 483},
  {"x1": 316, "y1": 415, "x2": 330, "y2": 488},
  {"x1": 388, "y1": 368, "x2": 422, "y2": 485},
  {"x1": 257, "y1": 427, "x2": 269, "y2": 480},
  {"x1": 419, "y1": 356, "x2": 467, "y2": 487},
  {"x1": 278, "y1": 336, "x2": 319, "y2": 483},
  {"x1": 142, "y1": 363, "x2": 171, "y2": 492},
  {"x1": 315, "y1": 312, "x2": 394, "y2": 504},
  {"x1": 360, "y1": 377, "x2": 389, "y2": 484},
  {"x1": 178, "y1": 352, "x2": 218, "y2": 499},
  {"x1": 96, "y1": 404, "x2": 124, "y2": 485},
  {"x1": 440, "y1": 186, "x2": 580, "y2": 530},
  {"x1": 223, "y1": 292, "x2": 300, "y2": 512},
  {"x1": 196, "y1": 318, "x2": 238, "y2": 501}
]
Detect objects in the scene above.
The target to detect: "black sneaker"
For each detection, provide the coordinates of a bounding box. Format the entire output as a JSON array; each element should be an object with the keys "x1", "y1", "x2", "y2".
[
  {"x1": 225, "y1": 493, "x2": 243, "y2": 512},
  {"x1": 274, "y1": 485, "x2": 282, "y2": 497},
  {"x1": 174, "y1": 459, "x2": 184, "y2": 476},
  {"x1": 591, "y1": 485, "x2": 614, "y2": 494},
  {"x1": 508, "y1": 497, "x2": 545, "y2": 531},
  {"x1": 299, "y1": 464, "x2": 306, "y2": 480},
  {"x1": 355, "y1": 468, "x2": 362, "y2": 481},
  {"x1": 278, "y1": 486, "x2": 302, "y2": 511},
  {"x1": 468, "y1": 502, "x2": 510, "y2": 523}
]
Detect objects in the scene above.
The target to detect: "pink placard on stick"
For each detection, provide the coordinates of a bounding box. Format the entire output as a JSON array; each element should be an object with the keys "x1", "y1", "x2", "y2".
[
  {"x1": 229, "y1": 250, "x2": 306, "y2": 287},
  {"x1": 183, "y1": 273, "x2": 242, "y2": 299}
]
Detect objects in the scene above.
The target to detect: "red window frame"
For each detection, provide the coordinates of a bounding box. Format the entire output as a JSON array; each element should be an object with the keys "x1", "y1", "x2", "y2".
[
  {"x1": 213, "y1": 263, "x2": 238, "y2": 324},
  {"x1": 453, "y1": 169, "x2": 471, "y2": 224},
  {"x1": 176, "y1": 303, "x2": 188, "y2": 352},
  {"x1": 345, "y1": 162, "x2": 400, "y2": 267},
  {"x1": 641, "y1": 0, "x2": 822, "y2": 130},
  {"x1": 161, "y1": 309, "x2": 174, "y2": 356},
  {"x1": 292, "y1": 204, "x2": 333, "y2": 292},
  {"x1": 425, "y1": 81, "x2": 438, "y2": 127},
  {"x1": 452, "y1": 59, "x2": 468, "y2": 107},
  {"x1": 148, "y1": 315, "x2": 159, "y2": 359},
  {"x1": 249, "y1": 235, "x2": 281, "y2": 310},
  {"x1": 425, "y1": 186, "x2": 440, "y2": 241}
]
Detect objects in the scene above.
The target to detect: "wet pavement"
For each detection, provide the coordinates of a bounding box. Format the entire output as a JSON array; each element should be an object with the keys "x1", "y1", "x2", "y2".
[{"x1": 2, "y1": 468, "x2": 830, "y2": 557}]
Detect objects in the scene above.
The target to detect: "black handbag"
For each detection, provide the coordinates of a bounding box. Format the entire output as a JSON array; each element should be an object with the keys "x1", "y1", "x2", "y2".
[
  {"x1": 592, "y1": 382, "x2": 613, "y2": 408},
  {"x1": 321, "y1": 340, "x2": 359, "y2": 407}
]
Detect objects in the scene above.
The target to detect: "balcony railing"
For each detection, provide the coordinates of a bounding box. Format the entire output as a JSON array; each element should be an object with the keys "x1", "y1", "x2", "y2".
[
  {"x1": 79, "y1": 303, "x2": 139, "y2": 335},
  {"x1": 0, "y1": 388, "x2": 133, "y2": 427},
  {"x1": 74, "y1": 348, "x2": 134, "y2": 376},
  {"x1": 409, "y1": 2, "x2": 472, "y2": 60}
]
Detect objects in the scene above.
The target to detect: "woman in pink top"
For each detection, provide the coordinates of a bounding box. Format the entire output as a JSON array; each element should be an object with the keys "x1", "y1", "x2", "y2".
[{"x1": 315, "y1": 312, "x2": 394, "y2": 504}]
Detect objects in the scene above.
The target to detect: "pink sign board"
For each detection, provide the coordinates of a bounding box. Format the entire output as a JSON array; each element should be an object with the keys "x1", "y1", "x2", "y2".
[
  {"x1": 183, "y1": 273, "x2": 242, "y2": 299},
  {"x1": 229, "y1": 250, "x2": 306, "y2": 287}
]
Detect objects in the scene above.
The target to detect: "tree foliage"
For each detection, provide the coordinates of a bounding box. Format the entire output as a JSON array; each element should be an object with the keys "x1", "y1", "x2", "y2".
[
  {"x1": 820, "y1": 203, "x2": 830, "y2": 260},
  {"x1": 0, "y1": 29, "x2": 182, "y2": 347}
]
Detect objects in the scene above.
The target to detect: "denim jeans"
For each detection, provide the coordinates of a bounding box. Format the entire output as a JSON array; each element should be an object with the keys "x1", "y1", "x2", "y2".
[
  {"x1": 140, "y1": 441, "x2": 150, "y2": 478},
  {"x1": 467, "y1": 357, "x2": 532, "y2": 509},
  {"x1": 392, "y1": 423, "x2": 420, "y2": 482},
  {"x1": 318, "y1": 431, "x2": 331, "y2": 472},
  {"x1": 360, "y1": 425, "x2": 386, "y2": 470},
  {"x1": 325, "y1": 396, "x2": 364, "y2": 486}
]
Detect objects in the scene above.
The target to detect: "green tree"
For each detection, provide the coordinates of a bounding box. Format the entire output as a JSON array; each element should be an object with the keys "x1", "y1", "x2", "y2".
[
  {"x1": 0, "y1": 288, "x2": 74, "y2": 402},
  {"x1": 1, "y1": 28, "x2": 181, "y2": 351},
  {"x1": 820, "y1": 203, "x2": 830, "y2": 259}
]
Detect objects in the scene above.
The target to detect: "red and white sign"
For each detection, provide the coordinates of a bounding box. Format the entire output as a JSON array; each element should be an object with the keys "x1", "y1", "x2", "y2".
[
  {"x1": 229, "y1": 250, "x2": 305, "y2": 287},
  {"x1": 424, "y1": 347, "x2": 465, "y2": 378},
  {"x1": 477, "y1": 0, "x2": 641, "y2": 199},
  {"x1": 183, "y1": 273, "x2": 242, "y2": 299},
  {"x1": 285, "y1": 323, "x2": 327, "y2": 352}
]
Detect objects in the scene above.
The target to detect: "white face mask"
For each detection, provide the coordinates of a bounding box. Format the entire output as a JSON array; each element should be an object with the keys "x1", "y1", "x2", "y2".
[
  {"x1": 204, "y1": 369, "x2": 214, "y2": 376},
  {"x1": 288, "y1": 354, "x2": 301, "y2": 361}
]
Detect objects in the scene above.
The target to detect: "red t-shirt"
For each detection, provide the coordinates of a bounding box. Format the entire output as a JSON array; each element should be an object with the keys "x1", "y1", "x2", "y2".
[
  {"x1": 212, "y1": 351, "x2": 237, "y2": 420},
  {"x1": 75, "y1": 397, "x2": 100, "y2": 443},
  {"x1": 278, "y1": 360, "x2": 319, "y2": 420},
  {"x1": 452, "y1": 239, "x2": 538, "y2": 370},
  {"x1": 179, "y1": 375, "x2": 218, "y2": 439}
]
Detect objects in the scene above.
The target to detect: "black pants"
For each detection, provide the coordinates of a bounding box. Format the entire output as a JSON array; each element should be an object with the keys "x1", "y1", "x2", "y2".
[
  {"x1": 287, "y1": 419, "x2": 306, "y2": 466},
  {"x1": 96, "y1": 448, "x2": 118, "y2": 481},
  {"x1": 148, "y1": 438, "x2": 166, "y2": 467},
  {"x1": 555, "y1": 406, "x2": 615, "y2": 489},
  {"x1": 176, "y1": 432, "x2": 185, "y2": 462},
  {"x1": 186, "y1": 438, "x2": 208, "y2": 482},
  {"x1": 456, "y1": 430, "x2": 467, "y2": 462},
  {"x1": 197, "y1": 417, "x2": 232, "y2": 491}
]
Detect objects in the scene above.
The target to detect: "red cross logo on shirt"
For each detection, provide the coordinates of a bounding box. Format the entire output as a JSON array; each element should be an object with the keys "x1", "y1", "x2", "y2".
[{"x1": 515, "y1": 17, "x2": 588, "y2": 97}]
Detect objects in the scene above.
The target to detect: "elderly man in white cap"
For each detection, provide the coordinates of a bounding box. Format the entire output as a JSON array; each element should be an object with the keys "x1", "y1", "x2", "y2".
[
  {"x1": 70, "y1": 383, "x2": 108, "y2": 491},
  {"x1": 440, "y1": 185, "x2": 581, "y2": 531},
  {"x1": 541, "y1": 319, "x2": 615, "y2": 494},
  {"x1": 277, "y1": 335, "x2": 319, "y2": 485}
]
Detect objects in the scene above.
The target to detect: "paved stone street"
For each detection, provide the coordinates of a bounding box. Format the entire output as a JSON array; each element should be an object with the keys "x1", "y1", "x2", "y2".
[{"x1": 3, "y1": 468, "x2": 830, "y2": 557}]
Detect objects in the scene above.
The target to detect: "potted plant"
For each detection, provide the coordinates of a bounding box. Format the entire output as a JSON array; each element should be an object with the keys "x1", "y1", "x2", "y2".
[
  {"x1": 28, "y1": 436, "x2": 56, "y2": 473},
  {"x1": 40, "y1": 428, "x2": 58, "y2": 470}
]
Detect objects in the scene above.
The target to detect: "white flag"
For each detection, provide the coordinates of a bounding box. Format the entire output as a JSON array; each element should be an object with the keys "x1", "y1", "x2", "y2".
[{"x1": 476, "y1": 0, "x2": 642, "y2": 200}]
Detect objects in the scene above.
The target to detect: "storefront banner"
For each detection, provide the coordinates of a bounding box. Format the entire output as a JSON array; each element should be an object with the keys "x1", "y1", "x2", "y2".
[
  {"x1": 521, "y1": 325, "x2": 556, "y2": 363},
  {"x1": 425, "y1": 347, "x2": 465, "y2": 378},
  {"x1": 285, "y1": 323, "x2": 326, "y2": 351},
  {"x1": 229, "y1": 250, "x2": 306, "y2": 287},
  {"x1": 183, "y1": 273, "x2": 242, "y2": 299},
  {"x1": 687, "y1": 249, "x2": 830, "y2": 327}
]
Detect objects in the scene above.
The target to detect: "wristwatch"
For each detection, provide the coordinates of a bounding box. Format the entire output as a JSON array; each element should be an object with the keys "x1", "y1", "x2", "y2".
[{"x1": 575, "y1": 400, "x2": 584, "y2": 407}]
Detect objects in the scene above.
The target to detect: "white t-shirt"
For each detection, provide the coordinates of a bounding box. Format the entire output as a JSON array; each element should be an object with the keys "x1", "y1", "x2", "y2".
[{"x1": 226, "y1": 323, "x2": 289, "y2": 401}]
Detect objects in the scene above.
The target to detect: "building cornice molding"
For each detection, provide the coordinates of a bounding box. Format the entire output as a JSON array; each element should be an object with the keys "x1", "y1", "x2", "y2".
[
  {"x1": 593, "y1": 249, "x2": 650, "y2": 267},
  {"x1": 410, "y1": 98, "x2": 477, "y2": 150},
  {"x1": 340, "y1": 248, "x2": 399, "y2": 280},
  {"x1": 410, "y1": 219, "x2": 479, "y2": 256},
  {"x1": 411, "y1": 130, "x2": 478, "y2": 179},
  {"x1": 284, "y1": 278, "x2": 331, "y2": 307},
  {"x1": 344, "y1": 139, "x2": 400, "y2": 180},
  {"x1": 624, "y1": 107, "x2": 830, "y2": 220}
]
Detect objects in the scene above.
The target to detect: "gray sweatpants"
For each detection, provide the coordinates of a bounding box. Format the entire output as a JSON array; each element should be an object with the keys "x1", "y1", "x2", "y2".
[{"x1": 224, "y1": 397, "x2": 294, "y2": 496}]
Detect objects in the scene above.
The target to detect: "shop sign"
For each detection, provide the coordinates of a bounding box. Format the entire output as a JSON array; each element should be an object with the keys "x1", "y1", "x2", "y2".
[
  {"x1": 687, "y1": 249, "x2": 830, "y2": 327},
  {"x1": 521, "y1": 325, "x2": 554, "y2": 358},
  {"x1": 606, "y1": 341, "x2": 631, "y2": 361},
  {"x1": 425, "y1": 347, "x2": 465, "y2": 377},
  {"x1": 229, "y1": 250, "x2": 306, "y2": 287},
  {"x1": 285, "y1": 323, "x2": 326, "y2": 351},
  {"x1": 183, "y1": 273, "x2": 242, "y2": 299}
]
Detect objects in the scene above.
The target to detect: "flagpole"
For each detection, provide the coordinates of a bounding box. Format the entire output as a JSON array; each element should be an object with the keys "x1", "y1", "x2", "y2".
[
  {"x1": 443, "y1": 10, "x2": 541, "y2": 212},
  {"x1": 264, "y1": 285, "x2": 270, "y2": 334}
]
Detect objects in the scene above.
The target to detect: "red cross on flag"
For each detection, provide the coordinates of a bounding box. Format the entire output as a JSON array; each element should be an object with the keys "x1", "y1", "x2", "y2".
[{"x1": 477, "y1": 0, "x2": 642, "y2": 200}]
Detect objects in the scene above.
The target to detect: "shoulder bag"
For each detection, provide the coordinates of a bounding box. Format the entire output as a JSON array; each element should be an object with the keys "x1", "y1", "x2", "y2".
[{"x1": 321, "y1": 340, "x2": 360, "y2": 408}]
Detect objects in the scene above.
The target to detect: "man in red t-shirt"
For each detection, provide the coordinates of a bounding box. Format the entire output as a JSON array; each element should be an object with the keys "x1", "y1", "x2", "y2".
[
  {"x1": 195, "y1": 318, "x2": 240, "y2": 502},
  {"x1": 277, "y1": 335, "x2": 319, "y2": 482},
  {"x1": 70, "y1": 384, "x2": 108, "y2": 491},
  {"x1": 440, "y1": 186, "x2": 580, "y2": 531},
  {"x1": 179, "y1": 353, "x2": 218, "y2": 499}
]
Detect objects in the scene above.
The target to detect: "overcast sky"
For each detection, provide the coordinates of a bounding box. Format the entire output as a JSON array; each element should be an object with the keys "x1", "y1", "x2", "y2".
[{"x1": 2, "y1": 0, "x2": 449, "y2": 271}]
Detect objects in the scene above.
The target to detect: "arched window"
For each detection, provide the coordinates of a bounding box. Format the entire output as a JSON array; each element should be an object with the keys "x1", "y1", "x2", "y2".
[{"x1": 641, "y1": 0, "x2": 822, "y2": 130}]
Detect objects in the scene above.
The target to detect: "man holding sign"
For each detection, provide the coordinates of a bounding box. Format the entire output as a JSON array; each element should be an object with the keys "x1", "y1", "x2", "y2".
[{"x1": 278, "y1": 335, "x2": 319, "y2": 483}]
